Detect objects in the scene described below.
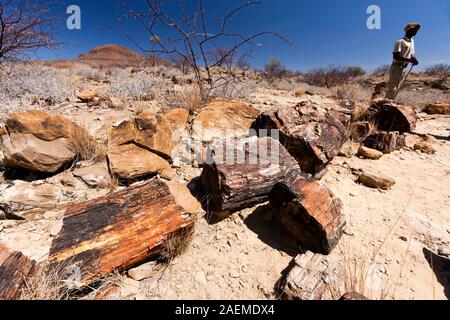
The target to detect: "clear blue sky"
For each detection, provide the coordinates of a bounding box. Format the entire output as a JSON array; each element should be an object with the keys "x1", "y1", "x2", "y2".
[{"x1": 39, "y1": 0, "x2": 450, "y2": 72}]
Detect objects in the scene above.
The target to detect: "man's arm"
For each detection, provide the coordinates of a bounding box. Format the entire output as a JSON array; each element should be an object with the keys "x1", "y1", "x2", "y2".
[{"x1": 392, "y1": 52, "x2": 419, "y2": 65}]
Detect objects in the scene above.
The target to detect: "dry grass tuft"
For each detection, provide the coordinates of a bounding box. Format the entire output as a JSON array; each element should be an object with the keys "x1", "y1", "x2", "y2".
[
  {"x1": 165, "y1": 85, "x2": 204, "y2": 113},
  {"x1": 69, "y1": 122, "x2": 108, "y2": 163},
  {"x1": 21, "y1": 264, "x2": 71, "y2": 300},
  {"x1": 159, "y1": 224, "x2": 196, "y2": 263}
]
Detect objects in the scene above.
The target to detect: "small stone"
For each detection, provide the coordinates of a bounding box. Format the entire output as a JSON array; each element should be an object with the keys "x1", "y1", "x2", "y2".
[
  {"x1": 120, "y1": 278, "x2": 140, "y2": 298},
  {"x1": 358, "y1": 172, "x2": 396, "y2": 190},
  {"x1": 399, "y1": 236, "x2": 408, "y2": 242},
  {"x1": 128, "y1": 262, "x2": 158, "y2": 281},
  {"x1": 229, "y1": 271, "x2": 241, "y2": 279},
  {"x1": 438, "y1": 243, "x2": 450, "y2": 258},
  {"x1": 343, "y1": 229, "x2": 354, "y2": 236},
  {"x1": 194, "y1": 271, "x2": 207, "y2": 286},
  {"x1": 358, "y1": 146, "x2": 384, "y2": 160},
  {"x1": 413, "y1": 141, "x2": 436, "y2": 155}
]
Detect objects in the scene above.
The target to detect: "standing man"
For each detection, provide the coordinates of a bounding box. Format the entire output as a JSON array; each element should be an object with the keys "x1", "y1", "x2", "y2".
[{"x1": 385, "y1": 23, "x2": 421, "y2": 99}]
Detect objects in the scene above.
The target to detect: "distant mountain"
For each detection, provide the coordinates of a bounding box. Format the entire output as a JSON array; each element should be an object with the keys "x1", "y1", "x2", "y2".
[{"x1": 46, "y1": 44, "x2": 168, "y2": 69}]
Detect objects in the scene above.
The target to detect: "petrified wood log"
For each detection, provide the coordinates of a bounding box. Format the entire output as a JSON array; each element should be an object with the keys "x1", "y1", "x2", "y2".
[
  {"x1": 48, "y1": 178, "x2": 193, "y2": 288},
  {"x1": 269, "y1": 170, "x2": 345, "y2": 255},
  {"x1": 251, "y1": 101, "x2": 348, "y2": 174},
  {"x1": 363, "y1": 131, "x2": 406, "y2": 154},
  {"x1": 366, "y1": 99, "x2": 417, "y2": 133},
  {"x1": 201, "y1": 136, "x2": 300, "y2": 214},
  {"x1": 0, "y1": 245, "x2": 37, "y2": 300},
  {"x1": 281, "y1": 251, "x2": 343, "y2": 300}
]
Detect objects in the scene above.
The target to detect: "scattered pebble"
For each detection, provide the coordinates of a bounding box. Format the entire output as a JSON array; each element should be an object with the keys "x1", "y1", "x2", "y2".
[
  {"x1": 399, "y1": 236, "x2": 408, "y2": 242},
  {"x1": 229, "y1": 271, "x2": 241, "y2": 279},
  {"x1": 194, "y1": 271, "x2": 207, "y2": 286}
]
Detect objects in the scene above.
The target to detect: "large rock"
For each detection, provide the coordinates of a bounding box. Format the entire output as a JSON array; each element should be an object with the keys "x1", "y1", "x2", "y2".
[
  {"x1": 108, "y1": 144, "x2": 174, "y2": 180},
  {"x1": 423, "y1": 103, "x2": 450, "y2": 115},
  {"x1": 0, "y1": 110, "x2": 89, "y2": 173},
  {"x1": 201, "y1": 136, "x2": 301, "y2": 214},
  {"x1": 269, "y1": 171, "x2": 345, "y2": 255},
  {"x1": 109, "y1": 111, "x2": 174, "y2": 160},
  {"x1": 366, "y1": 99, "x2": 417, "y2": 133},
  {"x1": 363, "y1": 131, "x2": 406, "y2": 154},
  {"x1": 48, "y1": 179, "x2": 193, "y2": 288},
  {"x1": 192, "y1": 99, "x2": 260, "y2": 146},
  {"x1": 251, "y1": 101, "x2": 348, "y2": 174}
]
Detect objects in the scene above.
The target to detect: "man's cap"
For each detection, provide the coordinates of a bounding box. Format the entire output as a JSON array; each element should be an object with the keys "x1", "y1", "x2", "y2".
[{"x1": 404, "y1": 23, "x2": 421, "y2": 32}]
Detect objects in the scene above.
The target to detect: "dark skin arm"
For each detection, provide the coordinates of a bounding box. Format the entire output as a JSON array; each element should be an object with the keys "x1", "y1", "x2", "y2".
[{"x1": 393, "y1": 52, "x2": 419, "y2": 66}]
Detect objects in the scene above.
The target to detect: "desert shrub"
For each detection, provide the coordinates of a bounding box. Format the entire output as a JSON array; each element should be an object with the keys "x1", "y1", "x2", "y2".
[
  {"x1": 425, "y1": 63, "x2": 450, "y2": 81},
  {"x1": 264, "y1": 57, "x2": 288, "y2": 82},
  {"x1": 163, "y1": 85, "x2": 204, "y2": 113},
  {"x1": 372, "y1": 64, "x2": 390, "y2": 77},
  {"x1": 73, "y1": 64, "x2": 104, "y2": 82},
  {"x1": 159, "y1": 225, "x2": 195, "y2": 263},
  {"x1": 104, "y1": 69, "x2": 167, "y2": 101},
  {"x1": 346, "y1": 66, "x2": 366, "y2": 77},
  {"x1": 304, "y1": 65, "x2": 366, "y2": 88},
  {"x1": 210, "y1": 80, "x2": 257, "y2": 100},
  {"x1": 0, "y1": 62, "x2": 75, "y2": 105},
  {"x1": 332, "y1": 83, "x2": 371, "y2": 102}
]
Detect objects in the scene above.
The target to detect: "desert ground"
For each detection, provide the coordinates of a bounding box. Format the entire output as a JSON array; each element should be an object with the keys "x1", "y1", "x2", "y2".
[{"x1": 0, "y1": 45, "x2": 449, "y2": 300}]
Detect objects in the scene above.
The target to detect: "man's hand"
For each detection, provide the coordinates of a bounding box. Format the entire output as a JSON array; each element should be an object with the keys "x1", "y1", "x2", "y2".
[{"x1": 410, "y1": 57, "x2": 419, "y2": 66}]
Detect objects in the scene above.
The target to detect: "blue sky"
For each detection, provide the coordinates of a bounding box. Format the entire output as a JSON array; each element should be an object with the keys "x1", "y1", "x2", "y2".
[{"x1": 39, "y1": 0, "x2": 450, "y2": 72}]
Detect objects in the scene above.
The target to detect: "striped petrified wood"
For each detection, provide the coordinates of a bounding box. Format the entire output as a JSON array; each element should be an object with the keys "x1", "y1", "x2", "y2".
[
  {"x1": 0, "y1": 245, "x2": 37, "y2": 300},
  {"x1": 48, "y1": 178, "x2": 193, "y2": 287},
  {"x1": 269, "y1": 170, "x2": 345, "y2": 255}
]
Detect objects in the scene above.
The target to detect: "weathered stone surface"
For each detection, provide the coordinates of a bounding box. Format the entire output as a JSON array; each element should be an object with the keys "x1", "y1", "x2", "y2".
[
  {"x1": 338, "y1": 142, "x2": 354, "y2": 158},
  {"x1": 108, "y1": 144, "x2": 174, "y2": 180},
  {"x1": 201, "y1": 136, "x2": 300, "y2": 214},
  {"x1": 269, "y1": 172, "x2": 345, "y2": 255},
  {"x1": 72, "y1": 161, "x2": 111, "y2": 188},
  {"x1": 251, "y1": 101, "x2": 348, "y2": 174},
  {"x1": 109, "y1": 111, "x2": 174, "y2": 160},
  {"x1": 0, "y1": 110, "x2": 89, "y2": 173},
  {"x1": 281, "y1": 252, "x2": 343, "y2": 300},
  {"x1": 48, "y1": 179, "x2": 193, "y2": 288},
  {"x1": 164, "y1": 108, "x2": 190, "y2": 130},
  {"x1": 358, "y1": 173, "x2": 395, "y2": 190},
  {"x1": 192, "y1": 99, "x2": 260, "y2": 146},
  {"x1": 363, "y1": 131, "x2": 406, "y2": 154},
  {"x1": 367, "y1": 99, "x2": 417, "y2": 133},
  {"x1": 357, "y1": 145, "x2": 384, "y2": 160},
  {"x1": 167, "y1": 181, "x2": 202, "y2": 215},
  {"x1": 0, "y1": 171, "x2": 109, "y2": 219},
  {"x1": 423, "y1": 103, "x2": 450, "y2": 115},
  {"x1": 0, "y1": 245, "x2": 37, "y2": 300},
  {"x1": 414, "y1": 141, "x2": 436, "y2": 155}
]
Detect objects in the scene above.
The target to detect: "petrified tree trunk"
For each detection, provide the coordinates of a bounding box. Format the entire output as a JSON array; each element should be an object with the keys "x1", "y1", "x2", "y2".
[
  {"x1": 48, "y1": 178, "x2": 193, "y2": 288},
  {"x1": 363, "y1": 131, "x2": 406, "y2": 154},
  {"x1": 269, "y1": 170, "x2": 345, "y2": 255},
  {"x1": 251, "y1": 101, "x2": 348, "y2": 174},
  {"x1": 201, "y1": 136, "x2": 300, "y2": 214},
  {"x1": 281, "y1": 251, "x2": 343, "y2": 300},
  {"x1": 0, "y1": 245, "x2": 37, "y2": 300},
  {"x1": 366, "y1": 99, "x2": 417, "y2": 133}
]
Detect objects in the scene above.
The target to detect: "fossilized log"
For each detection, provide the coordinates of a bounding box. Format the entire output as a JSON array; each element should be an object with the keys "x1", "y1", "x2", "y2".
[
  {"x1": 269, "y1": 170, "x2": 345, "y2": 255},
  {"x1": 367, "y1": 99, "x2": 417, "y2": 133},
  {"x1": 48, "y1": 179, "x2": 193, "y2": 287},
  {"x1": 363, "y1": 131, "x2": 406, "y2": 154},
  {"x1": 251, "y1": 102, "x2": 348, "y2": 174},
  {"x1": 281, "y1": 252, "x2": 343, "y2": 300},
  {"x1": 201, "y1": 137, "x2": 300, "y2": 214},
  {"x1": 0, "y1": 245, "x2": 37, "y2": 300}
]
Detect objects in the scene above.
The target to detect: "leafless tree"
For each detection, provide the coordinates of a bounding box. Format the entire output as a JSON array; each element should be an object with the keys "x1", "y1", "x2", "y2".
[
  {"x1": 117, "y1": 0, "x2": 289, "y2": 101},
  {"x1": 0, "y1": 0, "x2": 61, "y2": 63}
]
